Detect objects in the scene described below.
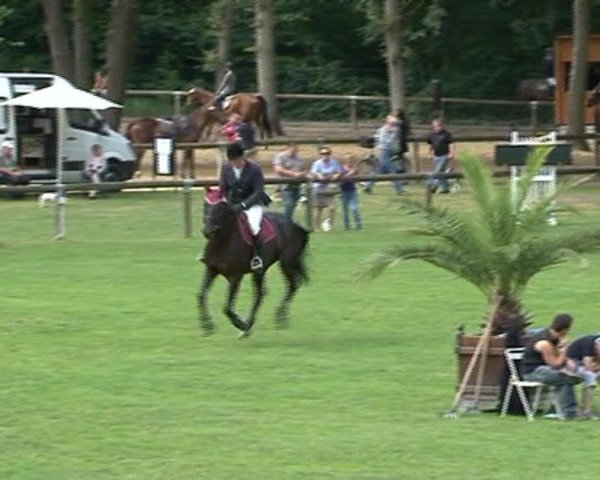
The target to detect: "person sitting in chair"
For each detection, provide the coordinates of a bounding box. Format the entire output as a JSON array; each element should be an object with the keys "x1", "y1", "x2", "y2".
[
  {"x1": 0, "y1": 141, "x2": 30, "y2": 199},
  {"x1": 520, "y1": 313, "x2": 580, "y2": 419},
  {"x1": 565, "y1": 334, "x2": 600, "y2": 419},
  {"x1": 219, "y1": 142, "x2": 269, "y2": 271},
  {"x1": 209, "y1": 61, "x2": 236, "y2": 111}
]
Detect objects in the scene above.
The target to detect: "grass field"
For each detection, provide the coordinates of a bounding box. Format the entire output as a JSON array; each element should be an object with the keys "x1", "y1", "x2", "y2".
[{"x1": 2, "y1": 180, "x2": 600, "y2": 479}]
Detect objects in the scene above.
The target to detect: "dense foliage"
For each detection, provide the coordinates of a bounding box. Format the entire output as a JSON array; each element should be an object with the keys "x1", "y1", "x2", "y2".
[{"x1": 4, "y1": 1, "x2": 600, "y2": 99}]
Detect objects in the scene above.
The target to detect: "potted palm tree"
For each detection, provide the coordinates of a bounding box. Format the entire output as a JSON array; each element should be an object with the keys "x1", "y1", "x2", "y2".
[{"x1": 363, "y1": 146, "x2": 600, "y2": 412}]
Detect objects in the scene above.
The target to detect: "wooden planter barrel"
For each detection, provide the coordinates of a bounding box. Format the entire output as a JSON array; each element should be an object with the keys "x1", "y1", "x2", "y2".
[{"x1": 455, "y1": 330, "x2": 507, "y2": 411}]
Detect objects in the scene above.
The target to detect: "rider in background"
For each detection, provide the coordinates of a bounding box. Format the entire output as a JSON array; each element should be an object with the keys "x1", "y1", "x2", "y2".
[
  {"x1": 219, "y1": 142, "x2": 269, "y2": 272},
  {"x1": 210, "y1": 61, "x2": 236, "y2": 111}
]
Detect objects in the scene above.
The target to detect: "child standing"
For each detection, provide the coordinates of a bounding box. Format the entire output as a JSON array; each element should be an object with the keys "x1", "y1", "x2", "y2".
[{"x1": 340, "y1": 153, "x2": 363, "y2": 230}]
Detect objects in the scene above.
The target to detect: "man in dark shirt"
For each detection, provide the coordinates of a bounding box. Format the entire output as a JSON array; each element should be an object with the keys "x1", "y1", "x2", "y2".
[
  {"x1": 566, "y1": 334, "x2": 600, "y2": 418},
  {"x1": 219, "y1": 142, "x2": 268, "y2": 271},
  {"x1": 426, "y1": 118, "x2": 455, "y2": 194},
  {"x1": 521, "y1": 313, "x2": 580, "y2": 419}
]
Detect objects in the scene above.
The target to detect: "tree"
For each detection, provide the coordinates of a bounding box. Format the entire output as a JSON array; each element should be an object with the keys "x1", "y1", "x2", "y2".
[
  {"x1": 213, "y1": 0, "x2": 234, "y2": 90},
  {"x1": 254, "y1": 0, "x2": 283, "y2": 135},
  {"x1": 567, "y1": 0, "x2": 590, "y2": 150},
  {"x1": 104, "y1": 0, "x2": 139, "y2": 129},
  {"x1": 363, "y1": 148, "x2": 600, "y2": 335},
  {"x1": 41, "y1": 0, "x2": 74, "y2": 80},
  {"x1": 383, "y1": 0, "x2": 406, "y2": 112},
  {"x1": 72, "y1": 0, "x2": 92, "y2": 88}
]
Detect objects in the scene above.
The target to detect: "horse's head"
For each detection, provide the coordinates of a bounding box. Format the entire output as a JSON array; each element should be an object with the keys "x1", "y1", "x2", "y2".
[
  {"x1": 202, "y1": 190, "x2": 235, "y2": 238},
  {"x1": 187, "y1": 87, "x2": 213, "y2": 107}
]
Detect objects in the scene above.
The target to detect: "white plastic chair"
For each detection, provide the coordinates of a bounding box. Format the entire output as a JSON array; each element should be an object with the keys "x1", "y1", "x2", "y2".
[{"x1": 500, "y1": 347, "x2": 562, "y2": 421}]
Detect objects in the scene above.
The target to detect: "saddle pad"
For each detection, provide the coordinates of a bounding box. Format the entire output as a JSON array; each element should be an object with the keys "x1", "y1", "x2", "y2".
[{"x1": 237, "y1": 214, "x2": 277, "y2": 246}]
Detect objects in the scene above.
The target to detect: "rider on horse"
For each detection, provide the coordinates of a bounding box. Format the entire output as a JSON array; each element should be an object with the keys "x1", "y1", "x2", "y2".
[
  {"x1": 210, "y1": 61, "x2": 236, "y2": 111},
  {"x1": 220, "y1": 142, "x2": 269, "y2": 271}
]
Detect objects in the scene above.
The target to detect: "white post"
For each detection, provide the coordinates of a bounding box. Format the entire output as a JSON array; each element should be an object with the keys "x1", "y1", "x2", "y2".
[{"x1": 54, "y1": 108, "x2": 67, "y2": 240}]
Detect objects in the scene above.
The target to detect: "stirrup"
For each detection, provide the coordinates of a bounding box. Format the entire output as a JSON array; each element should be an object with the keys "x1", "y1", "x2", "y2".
[{"x1": 250, "y1": 256, "x2": 263, "y2": 271}]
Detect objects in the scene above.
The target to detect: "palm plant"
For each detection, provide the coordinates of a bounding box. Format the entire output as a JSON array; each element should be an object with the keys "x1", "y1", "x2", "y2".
[{"x1": 363, "y1": 146, "x2": 600, "y2": 335}]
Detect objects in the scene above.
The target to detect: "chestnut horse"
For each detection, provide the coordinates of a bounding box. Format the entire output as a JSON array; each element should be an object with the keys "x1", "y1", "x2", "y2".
[
  {"x1": 124, "y1": 106, "x2": 210, "y2": 178},
  {"x1": 186, "y1": 87, "x2": 273, "y2": 140}
]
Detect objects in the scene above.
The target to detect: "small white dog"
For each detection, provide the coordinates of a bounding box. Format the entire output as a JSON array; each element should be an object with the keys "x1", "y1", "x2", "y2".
[{"x1": 38, "y1": 192, "x2": 57, "y2": 208}]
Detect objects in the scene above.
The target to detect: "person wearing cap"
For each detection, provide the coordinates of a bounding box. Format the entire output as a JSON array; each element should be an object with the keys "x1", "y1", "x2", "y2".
[
  {"x1": 0, "y1": 141, "x2": 30, "y2": 198},
  {"x1": 310, "y1": 146, "x2": 344, "y2": 231},
  {"x1": 210, "y1": 61, "x2": 236, "y2": 111},
  {"x1": 565, "y1": 334, "x2": 600, "y2": 419},
  {"x1": 219, "y1": 142, "x2": 269, "y2": 271}
]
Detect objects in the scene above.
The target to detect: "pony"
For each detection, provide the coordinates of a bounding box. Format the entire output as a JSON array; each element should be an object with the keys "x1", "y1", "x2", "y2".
[
  {"x1": 186, "y1": 87, "x2": 273, "y2": 140},
  {"x1": 516, "y1": 78, "x2": 553, "y2": 101},
  {"x1": 124, "y1": 106, "x2": 210, "y2": 178},
  {"x1": 198, "y1": 193, "x2": 309, "y2": 337}
]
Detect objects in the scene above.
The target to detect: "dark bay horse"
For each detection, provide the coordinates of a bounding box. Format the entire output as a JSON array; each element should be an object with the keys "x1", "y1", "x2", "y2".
[
  {"x1": 124, "y1": 106, "x2": 210, "y2": 178},
  {"x1": 198, "y1": 196, "x2": 309, "y2": 337},
  {"x1": 187, "y1": 87, "x2": 273, "y2": 140}
]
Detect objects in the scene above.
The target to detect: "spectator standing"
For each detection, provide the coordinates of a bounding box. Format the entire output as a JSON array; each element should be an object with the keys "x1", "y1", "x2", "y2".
[
  {"x1": 221, "y1": 113, "x2": 242, "y2": 143},
  {"x1": 520, "y1": 313, "x2": 580, "y2": 419},
  {"x1": 310, "y1": 146, "x2": 343, "y2": 231},
  {"x1": 364, "y1": 114, "x2": 404, "y2": 195},
  {"x1": 83, "y1": 144, "x2": 107, "y2": 198},
  {"x1": 0, "y1": 141, "x2": 30, "y2": 198},
  {"x1": 273, "y1": 143, "x2": 305, "y2": 221},
  {"x1": 340, "y1": 153, "x2": 363, "y2": 230},
  {"x1": 427, "y1": 118, "x2": 455, "y2": 194}
]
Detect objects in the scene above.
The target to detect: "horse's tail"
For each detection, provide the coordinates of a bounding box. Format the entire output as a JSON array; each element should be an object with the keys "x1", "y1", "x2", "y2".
[{"x1": 256, "y1": 94, "x2": 273, "y2": 138}]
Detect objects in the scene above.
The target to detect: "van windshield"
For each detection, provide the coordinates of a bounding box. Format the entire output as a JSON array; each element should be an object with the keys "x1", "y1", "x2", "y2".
[{"x1": 67, "y1": 108, "x2": 103, "y2": 132}]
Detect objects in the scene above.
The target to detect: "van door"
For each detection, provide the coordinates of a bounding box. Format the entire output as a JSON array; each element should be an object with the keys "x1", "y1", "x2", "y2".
[
  {"x1": 61, "y1": 108, "x2": 103, "y2": 182},
  {"x1": 0, "y1": 76, "x2": 14, "y2": 150}
]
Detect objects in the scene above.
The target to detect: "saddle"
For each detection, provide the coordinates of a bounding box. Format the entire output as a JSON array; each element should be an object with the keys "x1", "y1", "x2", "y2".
[{"x1": 237, "y1": 214, "x2": 277, "y2": 246}]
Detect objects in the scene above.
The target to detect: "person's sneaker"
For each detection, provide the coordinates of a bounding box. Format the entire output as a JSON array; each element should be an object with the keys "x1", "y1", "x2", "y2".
[
  {"x1": 581, "y1": 412, "x2": 599, "y2": 420},
  {"x1": 543, "y1": 412, "x2": 563, "y2": 420}
]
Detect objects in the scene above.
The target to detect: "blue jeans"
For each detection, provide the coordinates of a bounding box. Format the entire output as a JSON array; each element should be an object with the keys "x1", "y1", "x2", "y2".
[
  {"x1": 365, "y1": 147, "x2": 404, "y2": 193},
  {"x1": 523, "y1": 365, "x2": 579, "y2": 417},
  {"x1": 341, "y1": 190, "x2": 362, "y2": 229},
  {"x1": 428, "y1": 155, "x2": 450, "y2": 192},
  {"x1": 281, "y1": 187, "x2": 301, "y2": 221}
]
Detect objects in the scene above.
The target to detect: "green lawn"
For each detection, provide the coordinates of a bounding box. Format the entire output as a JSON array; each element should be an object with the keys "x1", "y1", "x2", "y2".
[{"x1": 2, "y1": 182, "x2": 600, "y2": 479}]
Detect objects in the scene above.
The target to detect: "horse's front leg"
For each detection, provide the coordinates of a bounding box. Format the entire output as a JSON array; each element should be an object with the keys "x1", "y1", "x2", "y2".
[
  {"x1": 198, "y1": 267, "x2": 218, "y2": 335},
  {"x1": 223, "y1": 274, "x2": 248, "y2": 333},
  {"x1": 243, "y1": 271, "x2": 266, "y2": 336}
]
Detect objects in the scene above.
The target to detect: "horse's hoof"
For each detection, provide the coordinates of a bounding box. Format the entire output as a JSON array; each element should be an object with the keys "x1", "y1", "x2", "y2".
[
  {"x1": 200, "y1": 323, "x2": 216, "y2": 336},
  {"x1": 238, "y1": 329, "x2": 252, "y2": 339}
]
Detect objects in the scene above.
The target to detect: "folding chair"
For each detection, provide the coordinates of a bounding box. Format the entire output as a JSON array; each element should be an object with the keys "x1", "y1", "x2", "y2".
[{"x1": 500, "y1": 347, "x2": 562, "y2": 421}]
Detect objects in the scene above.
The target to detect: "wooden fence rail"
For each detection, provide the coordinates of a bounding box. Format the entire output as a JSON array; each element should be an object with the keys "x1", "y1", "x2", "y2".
[
  {"x1": 124, "y1": 89, "x2": 553, "y2": 130},
  {"x1": 4, "y1": 165, "x2": 600, "y2": 241}
]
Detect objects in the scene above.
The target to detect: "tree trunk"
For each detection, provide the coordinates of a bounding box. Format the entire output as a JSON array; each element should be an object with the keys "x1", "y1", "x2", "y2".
[
  {"x1": 104, "y1": 0, "x2": 139, "y2": 130},
  {"x1": 41, "y1": 0, "x2": 74, "y2": 81},
  {"x1": 384, "y1": 0, "x2": 406, "y2": 112},
  {"x1": 72, "y1": 0, "x2": 92, "y2": 89},
  {"x1": 567, "y1": 0, "x2": 590, "y2": 151},
  {"x1": 254, "y1": 0, "x2": 284, "y2": 135},
  {"x1": 214, "y1": 0, "x2": 234, "y2": 91}
]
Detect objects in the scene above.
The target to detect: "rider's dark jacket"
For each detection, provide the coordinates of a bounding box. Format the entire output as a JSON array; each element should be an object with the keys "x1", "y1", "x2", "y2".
[{"x1": 220, "y1": 160, "x2": 266, "y2": 207}]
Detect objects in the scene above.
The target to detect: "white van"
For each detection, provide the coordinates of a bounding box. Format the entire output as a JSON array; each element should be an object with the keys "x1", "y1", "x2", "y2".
[{"x1": 0, "y1": 73, "x2": 136, "y2": 183}]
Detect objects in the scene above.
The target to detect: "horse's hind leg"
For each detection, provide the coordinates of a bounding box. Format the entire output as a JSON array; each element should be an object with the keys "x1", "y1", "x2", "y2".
[
  {"x1": 223, "y1": 274, "x2": 248, "y2": 333},
  {"x1": 243, "y1": 271, "x2": 266, "y2": 336},
  {"x1": 198, "y1": 268, "x2": 218, "y2": 335},
  {"x1": 275, "y1": 262, "x2": 301, "y2": 329}
]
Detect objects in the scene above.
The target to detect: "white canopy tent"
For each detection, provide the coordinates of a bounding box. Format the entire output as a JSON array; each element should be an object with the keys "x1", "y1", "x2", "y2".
[{"x1": 0, "y1": 78, "x2": 122, "y2": 239}]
